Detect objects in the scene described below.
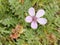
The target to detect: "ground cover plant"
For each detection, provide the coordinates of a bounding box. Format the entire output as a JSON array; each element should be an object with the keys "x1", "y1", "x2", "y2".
[{"x1": 0, "y1": 0, "x2": 60, "y2": 45}]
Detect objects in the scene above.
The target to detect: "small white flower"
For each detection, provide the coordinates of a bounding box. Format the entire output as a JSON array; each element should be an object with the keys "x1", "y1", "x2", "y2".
[{"x1": 25, "y1": 7, "x2": 47, "y2": 29}]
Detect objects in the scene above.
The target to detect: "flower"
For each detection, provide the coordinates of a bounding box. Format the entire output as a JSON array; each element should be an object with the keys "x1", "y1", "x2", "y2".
[{"x1": 25, "y1": 7, "x2": 47, "y2": 29}]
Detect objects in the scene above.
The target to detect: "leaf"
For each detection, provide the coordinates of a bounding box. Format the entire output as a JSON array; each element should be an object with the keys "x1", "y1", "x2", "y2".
[
  {"x1": 10, "y1": 25, "x2": 24, "y2": 39},
  {"x1": 0, "y1": 17, "x2": 18, "y2": 27},
  {"x1": 17, "y1": 39, "x2": 24, "y2": 45},
  {"x1": 0, "y1": 42, "x2": 2, "y2": 45},
  {"x1": 0, "y1": 27, "x2": 10, "y2": 34}
]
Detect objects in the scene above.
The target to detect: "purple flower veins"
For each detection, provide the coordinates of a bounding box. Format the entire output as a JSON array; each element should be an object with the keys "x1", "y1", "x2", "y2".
[{"x1": 25, "y1": 7, "x2": 47, "y2": 29}]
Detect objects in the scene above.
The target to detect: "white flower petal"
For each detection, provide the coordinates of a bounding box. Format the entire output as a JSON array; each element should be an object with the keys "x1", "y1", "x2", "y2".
[
  {"x1": 31, "y1": 21, "x2": 38, "y2": 29},
  {"x1": 25, "y1": 16, "x2": 32, "y2": 23},
  {"x1": 37, "y1": 18, "x2": 47, "y2": 25},
  {"x1": 28, "y1": 7, "x2": 35, "y2": 16},
  {"x1": 36, "y1": 9, "x2": 45, "y2": 18}
]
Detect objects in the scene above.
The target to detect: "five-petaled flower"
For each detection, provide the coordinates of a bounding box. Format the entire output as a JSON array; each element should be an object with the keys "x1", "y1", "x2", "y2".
[{"x1": 25, "y1": 7, "x2": 47, "y2": 29}]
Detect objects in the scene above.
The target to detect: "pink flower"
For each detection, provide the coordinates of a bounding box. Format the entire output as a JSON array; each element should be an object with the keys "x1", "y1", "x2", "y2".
[{"x1": 25, "y1": 7, "x2": 47, "y2": 29}]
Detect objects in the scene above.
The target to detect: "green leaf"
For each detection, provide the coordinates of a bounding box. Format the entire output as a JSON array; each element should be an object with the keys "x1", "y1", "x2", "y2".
[{"x1": 0, "y1": 17, "x2": 18, "y2": 27}]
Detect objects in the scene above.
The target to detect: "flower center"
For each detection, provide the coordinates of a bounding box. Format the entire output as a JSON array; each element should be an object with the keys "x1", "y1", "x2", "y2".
[{"x1": 32, "y1": 16, "x2": 37, "y2": 22}]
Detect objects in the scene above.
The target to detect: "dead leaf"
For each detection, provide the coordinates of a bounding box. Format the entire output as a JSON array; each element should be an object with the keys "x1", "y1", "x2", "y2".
[
  {"x1": 10, "y1": 24, "x2": 24, "y2": 39},
  {"x1": 19, "y1": 0, "x2": 24, "y2": 4},
  {"x1": 46, "y1": 34, "x2": 57, "y2": 43}
]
